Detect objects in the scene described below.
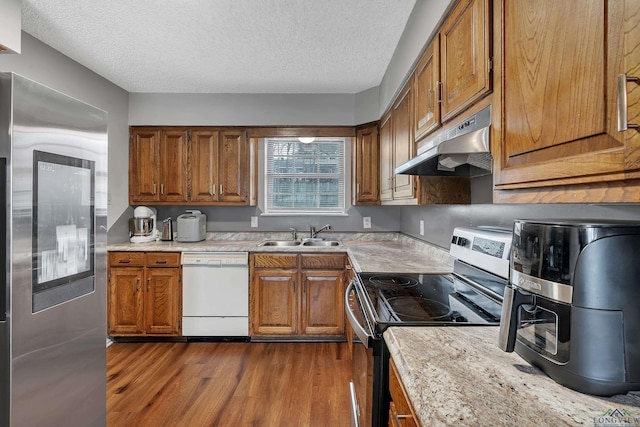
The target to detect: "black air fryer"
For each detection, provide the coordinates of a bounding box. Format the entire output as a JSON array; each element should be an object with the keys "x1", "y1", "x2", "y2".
[{"x1": 498, "y1": 220, "x2": 640, "y2": 396}]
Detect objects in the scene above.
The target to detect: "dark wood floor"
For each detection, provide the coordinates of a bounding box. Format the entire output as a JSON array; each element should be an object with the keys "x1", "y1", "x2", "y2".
[{"x1": 107, "y1": 341, "x2": 352, "y2": 426}]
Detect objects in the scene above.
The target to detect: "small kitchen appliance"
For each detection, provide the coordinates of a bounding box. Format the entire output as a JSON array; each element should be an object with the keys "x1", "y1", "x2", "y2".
[
  {"x1": 498, "y1": 220, "x2": 640, "y2": 396},
  {"x1": 177, "y1": 210, "x2": 206, "y2": 242},
  {"x1": 346, "y1": 226, "x2": 512, "y2": 427},
  {"x1": 129, "y1": 206, "x2": 159, "y2": 243},
  {"x1": 161, "y1": 217, "x2": 174, "y2": 241}
]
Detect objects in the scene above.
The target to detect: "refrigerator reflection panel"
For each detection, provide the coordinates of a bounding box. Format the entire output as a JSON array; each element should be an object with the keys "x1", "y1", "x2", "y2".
[{"x1": 0, "y1": 73, "x2": 108, "y2": 427}]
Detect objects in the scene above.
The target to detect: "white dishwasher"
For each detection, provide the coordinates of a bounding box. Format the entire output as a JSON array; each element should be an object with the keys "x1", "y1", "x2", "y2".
[{"x1": 181, "y1": 252, "x2": 249, "y2": 337}]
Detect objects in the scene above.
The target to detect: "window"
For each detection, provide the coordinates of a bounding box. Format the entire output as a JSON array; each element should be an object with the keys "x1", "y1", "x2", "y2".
[{"x1": 265, "y1": 137, "x2": 345, "y2": 214}]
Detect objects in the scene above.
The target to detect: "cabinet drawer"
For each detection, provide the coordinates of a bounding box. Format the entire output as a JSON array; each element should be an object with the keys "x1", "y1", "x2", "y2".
[
  {"x1": 252, "y1": 253, "x2": 298, "y2": 268},
  {"x1": 145, "y1": 252, "x2": 181, "y2": 267},
  {"x1": 300, "y1": 253, "x2": 345, "y2": 269},
  {"x1": 109, "y1": 252, "x2": 145, "y2": 267}
]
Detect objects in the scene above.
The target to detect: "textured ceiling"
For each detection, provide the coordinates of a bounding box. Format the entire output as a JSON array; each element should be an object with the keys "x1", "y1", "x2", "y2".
[{"x1": 21, "y1": 0, "x2": 417, "y2": 94}]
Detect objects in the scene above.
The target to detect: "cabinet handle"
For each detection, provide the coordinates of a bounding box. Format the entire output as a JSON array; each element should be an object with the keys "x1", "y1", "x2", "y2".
[
  {"x1": 135, "y1": 278, "x2": 140, "y2": 291},
  {"x1": 160, "y1": 183, "x2": 164, "y2": 195},
  {"x1": 118, "y1": 258, "x2": 131, "y2": 264},
  {"x1": 212, "y1": 183, "x2": 216, "y2": 195},
  {"x1": 147, "y1": 278, "x2": 150, "y2": 292},
  {"x1": 436, "y1": 81, "x2": 443, "y2": 104},
  {"x1": 427, "y1": 88, "x2": 435, "y2": 111},
  {"x1": 292, "y1": 280, "x2": 296, "y2": 293},
  {"x1": 617, "y1": 73, "x2": 640, "y2": 131},
  {"x1": 220, "y1": 184, "x2": 223, "y2": 195},
  {"x1": 155, "y1": 260, "x2": 167, "y2": 264},
  {"x1": 356, "y1": 183, "x2": 360, "y2": 196},
  {"x1": 393, "y1": 413, "x2": 412, "y2": 427},
  {"x1": 153, "y1": 183, "x2": 157, "y2": 195},
  {"x1": 303, "y1": 280, "x2": 306, "y2": 294}
]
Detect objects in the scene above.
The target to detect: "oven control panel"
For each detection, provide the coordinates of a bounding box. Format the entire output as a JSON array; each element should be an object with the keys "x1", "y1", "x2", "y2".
[{"x1": 449, "y1": 227, "x2": 512, "y2": 279}]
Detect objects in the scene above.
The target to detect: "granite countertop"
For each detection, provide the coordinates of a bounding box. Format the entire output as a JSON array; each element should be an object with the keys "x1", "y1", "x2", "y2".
[
  {"x1": 384, "y1": 326, "x2": 640, "y2": 426},
  {"x1": 108, "y1": 232, "x2": 454, "y2": 274}
]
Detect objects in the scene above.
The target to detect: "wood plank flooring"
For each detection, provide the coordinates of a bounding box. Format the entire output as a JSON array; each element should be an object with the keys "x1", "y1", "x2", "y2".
[{"x1": 107, "y1": 341, "x2": 352, "y2": 427}]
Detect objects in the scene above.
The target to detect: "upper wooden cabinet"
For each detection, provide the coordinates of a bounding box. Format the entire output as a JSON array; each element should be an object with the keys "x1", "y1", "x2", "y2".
[
  {"x1": 379, "y1": 113, "x2": 394, "y2": 202},
  {"x1": 493, "y1": 0, "x2": 640, "y2": 202},
  {"x1": 380, "y1": 81, "x2": 420, "y2": 204},
  {"x1": 130, "y1": 127, "x2": 256, "y2": 206},
  {"x1": 412, "y1": 0, "x2": 491, "y2": 142},
  {"x1": 392, "y1": 82, "x2": 417, "y2": 200},
  {"x1": 352, "y1": 123, "x2": 380, "y2": 205},
  {"x1": 160, "y1": 130, "x2": 189, "y2": 202},
  {"x1": 440, "y1": 0, "x2": 491, "y2": 123},
  {"x1": 414, "y1": 35, "x2": 441, "y2": 141},
  {"x1": 129, "y1": 128, "x2": 161, "y2": 202},
  {"x1": 189, "y1": 129, "x2": 249, "y2": 204}
]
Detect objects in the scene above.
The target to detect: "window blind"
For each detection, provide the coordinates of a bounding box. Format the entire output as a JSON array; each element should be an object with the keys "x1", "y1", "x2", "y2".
[{"x1": 265, "y1": 138, "x2": 345, "y2": 213}]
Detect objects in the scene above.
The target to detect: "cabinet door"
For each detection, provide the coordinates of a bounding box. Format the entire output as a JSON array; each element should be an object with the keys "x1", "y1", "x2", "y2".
[
  {"x1": 159, "y1": 129, "x2": 188, "y2": 202},
  {"x1": 494, "y1": 0, "x2": 639, "y2": 202},
  {"x1": 218, "y1": 130, "x2": 248, "y2": 204},
  {"x1": 379, "y1": 113, "x2": 394, "y2": 202},
  {"x1": 440, "y1": 0, "x2": 490, "y2": 122},
  {"x1": 145, "y1": 267, "x2": 181, "y2": 335},
  {"x1": 353, "y1": 124, "x2": 380, "y2": 205},
  {"x1": 129, "y1": 128, "x2": 160, "y2": 203},
  {"x1": 189, "y1": 129, "x2": 219, "y2": 202},
  {"x1": 389, "y1": 359, "x2": 419, "y2": 427},
  {"x1": 392, "y1": 82, "x2": 416, "y2": 200},
  {"x1": 251, "y1": 269, "x2": 297, "y2": 335},
  {"x1": 108, "y1": 267, "x2": 145, "y2": 335},
  {"x1": 414, "y1": 34, "x2": 441, "y2": 140},
  {"x1": 300, "y1": 270, "x2": 345, "y2": 336}
]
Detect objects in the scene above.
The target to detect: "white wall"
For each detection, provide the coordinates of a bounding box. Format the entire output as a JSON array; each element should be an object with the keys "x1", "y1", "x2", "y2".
[
  {"x1": 0, "y1": 33, "x2": 130, "y2": 230},
  {"x1": 354, "y1": 86, "x2": 380, "y2": 125},
  {"x1": 129, "y1": 92, "x2": 357, "y2": 126}
]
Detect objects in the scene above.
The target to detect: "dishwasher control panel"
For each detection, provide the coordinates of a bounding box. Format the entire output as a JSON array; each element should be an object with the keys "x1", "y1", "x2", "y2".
[{"x1": 181, "y1": 252, "x2": 248, "y2": 266}]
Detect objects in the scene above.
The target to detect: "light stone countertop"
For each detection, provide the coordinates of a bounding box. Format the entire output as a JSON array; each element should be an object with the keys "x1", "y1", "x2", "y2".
[
  {"x1": 108, "y1": 232, "x2": 453, "y2": 274},
  {"x1": 384, "y1": 326, "x2": 640, "y2": 427}
]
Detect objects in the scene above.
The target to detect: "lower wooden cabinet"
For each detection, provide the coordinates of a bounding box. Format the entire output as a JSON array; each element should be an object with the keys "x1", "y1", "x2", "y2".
[
  {"x1": 389, "y1": 358, "x2": 420, "y2": 427},
  {"x1": 108, "y1": 252, "x2": 182, "y2": 337},
  {"x1": 250, "y1": 253, "x2": 346, "y2": 338}
]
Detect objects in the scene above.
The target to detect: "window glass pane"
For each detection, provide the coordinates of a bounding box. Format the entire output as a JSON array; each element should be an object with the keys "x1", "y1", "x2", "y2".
[{"x1": 266, "y1": 138, "x2": 345, "y2": 214}]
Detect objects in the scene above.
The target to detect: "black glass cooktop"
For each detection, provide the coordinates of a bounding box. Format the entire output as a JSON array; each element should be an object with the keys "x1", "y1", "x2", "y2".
[{"x1": 357, "y1": 272, "x2": 503, "y2": 328}]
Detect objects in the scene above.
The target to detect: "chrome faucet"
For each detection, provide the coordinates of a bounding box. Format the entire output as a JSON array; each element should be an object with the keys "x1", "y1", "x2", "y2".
[
  {"x1": 310, "y1": 224, "x2": 331, "y2": 239},
  {"x1": 289, "y1": 227, "x2": 297, "y2": 241}
]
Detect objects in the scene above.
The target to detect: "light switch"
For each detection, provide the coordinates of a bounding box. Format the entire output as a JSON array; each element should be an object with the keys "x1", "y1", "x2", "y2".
[
  {"x1": 251, "y1": 216, "x2": 258, "y2": 228},
  {"x1": 420, "y1": 220, "x2": 424, "y2": 236},
  {"x1": 363, "y1": 217, "x2": 371, "y2": 229}
]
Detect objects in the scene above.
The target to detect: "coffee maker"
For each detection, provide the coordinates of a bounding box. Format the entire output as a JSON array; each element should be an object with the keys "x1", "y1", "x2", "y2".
[
  {"x1": 499, "y1": 220, "x2": 640, "y2": 396},
  {"x1": 129, "y1": 206, "x2": 159, "y2": 243}
]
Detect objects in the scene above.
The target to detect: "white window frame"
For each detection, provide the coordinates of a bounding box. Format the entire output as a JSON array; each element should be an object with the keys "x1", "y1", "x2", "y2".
[{"x1": 264, "y1": 137, "x2": 346, "y2": 215}]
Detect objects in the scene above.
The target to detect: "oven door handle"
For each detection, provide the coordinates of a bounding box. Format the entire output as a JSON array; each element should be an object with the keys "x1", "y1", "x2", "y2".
[{"x1": 345, "y1": 280, "x2": 373, "y2": 348}]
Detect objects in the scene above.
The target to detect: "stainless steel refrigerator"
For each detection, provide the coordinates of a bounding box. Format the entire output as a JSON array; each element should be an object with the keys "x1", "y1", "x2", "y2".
[{"x1": 0, "y1": 73, "x2": 108, "y2": 426}]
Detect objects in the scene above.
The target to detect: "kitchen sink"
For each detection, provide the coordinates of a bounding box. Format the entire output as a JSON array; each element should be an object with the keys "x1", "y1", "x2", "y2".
[
  {"x1": 257, "y1": 240, "x2": 301, "y2": 247},
  {"x1": 301, "y1": 240, "x2": 342, "y2": 246}
]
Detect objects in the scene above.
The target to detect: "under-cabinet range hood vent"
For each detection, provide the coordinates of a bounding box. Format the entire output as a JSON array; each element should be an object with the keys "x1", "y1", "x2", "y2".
[{"x1": 395, "y1": 105, "x2": 492, "y2": 177}]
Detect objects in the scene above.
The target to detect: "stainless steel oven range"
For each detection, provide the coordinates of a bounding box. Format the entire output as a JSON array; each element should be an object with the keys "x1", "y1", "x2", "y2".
[{"x1": 345, "y1": 226, "x2": 512, "y2": 427}]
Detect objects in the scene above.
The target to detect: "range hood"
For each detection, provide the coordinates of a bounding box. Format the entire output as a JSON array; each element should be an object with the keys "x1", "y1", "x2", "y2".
[{"x1": 395, "y1": 105, "x2": 492, "y2": 177}]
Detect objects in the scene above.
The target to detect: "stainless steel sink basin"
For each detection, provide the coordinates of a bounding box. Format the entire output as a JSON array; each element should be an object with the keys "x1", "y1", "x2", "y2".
[
  {"x1": 301, "y1": 240, "x2": 342, "y2": 247},
  {"x1": 257, "y1": 240, "x2": 301, "y2": 247}
]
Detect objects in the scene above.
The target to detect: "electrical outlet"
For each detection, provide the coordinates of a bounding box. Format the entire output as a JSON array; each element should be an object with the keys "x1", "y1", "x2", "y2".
[
  {"x1": 420, "y1": 220, "x2": 424, "y2": 236},
  {"x1": 363, "y1": 217, "x2": 371, "y2": 229},
  {"x1": 251, "y1": 216, "x2": 259, "y2": 228}
]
